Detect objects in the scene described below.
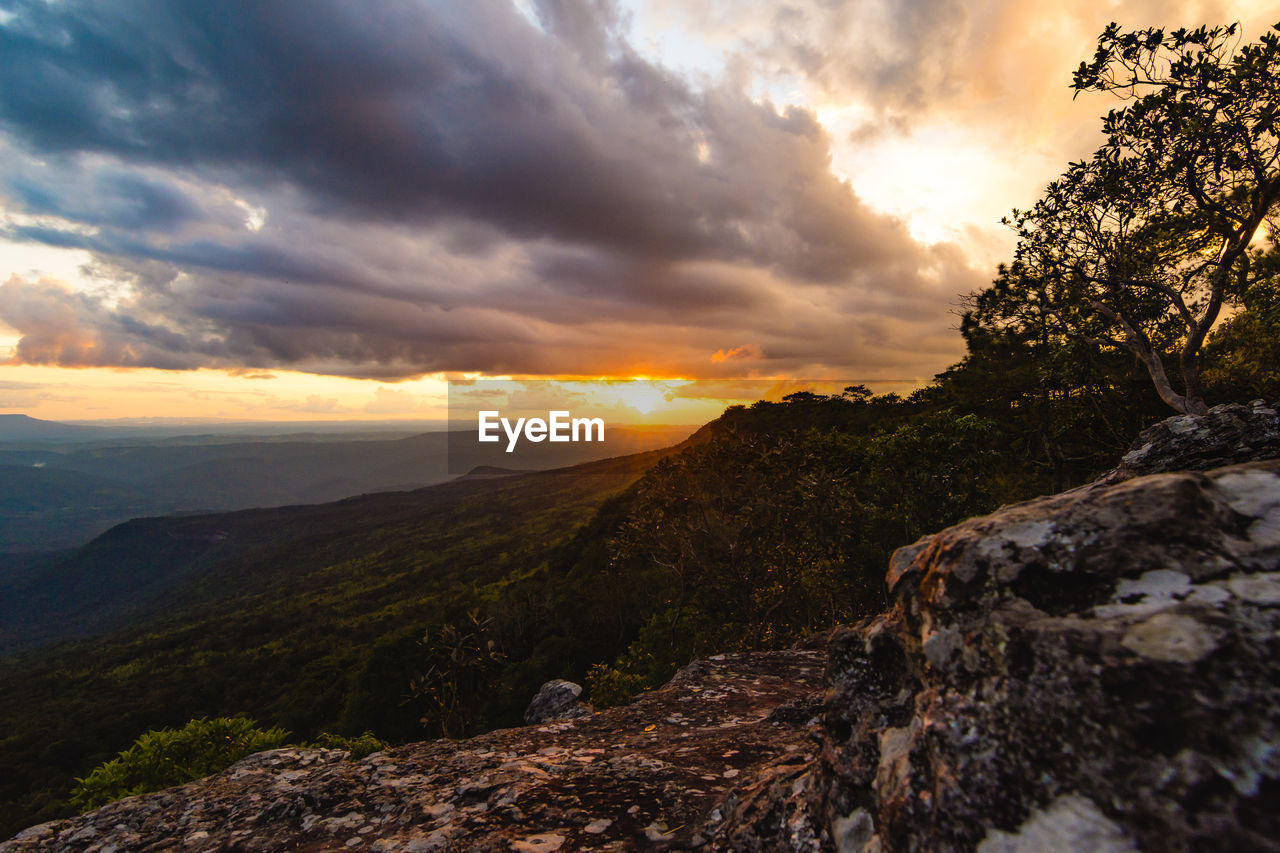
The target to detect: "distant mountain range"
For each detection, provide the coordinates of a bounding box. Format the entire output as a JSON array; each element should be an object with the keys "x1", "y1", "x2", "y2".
[
  {"x1": 0, "y1": 417, "x2": 695, "y2": 552},
  {"x1": 0, "y1": 414, "x2": 109, "y2": 442},
  {"x1": 0, "y1": 414, "x2": 716, "y2": 834},
  {"x1": 0, "y1": 414, "x2": 447, "y2": 443}
]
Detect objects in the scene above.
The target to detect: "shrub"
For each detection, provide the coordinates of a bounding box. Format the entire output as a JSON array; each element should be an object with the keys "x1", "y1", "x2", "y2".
[
  {"x1": 306, "y1": 730, "x2": 387, "y2": 760},
  {"x1": 70, "y1": 716, "x2": 291, "y2": 812}
]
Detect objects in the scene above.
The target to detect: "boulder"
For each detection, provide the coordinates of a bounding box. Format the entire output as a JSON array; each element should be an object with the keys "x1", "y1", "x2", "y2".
[
  {"x1": 523, "y1": 679, "x2": 593, "y2": 725},
  {"x1": 1103, "y1": 399, "x2": 1279, "y2": 483},
  {"x1": 718, "y1": 458, "x2": 1280, "y2": 851}
]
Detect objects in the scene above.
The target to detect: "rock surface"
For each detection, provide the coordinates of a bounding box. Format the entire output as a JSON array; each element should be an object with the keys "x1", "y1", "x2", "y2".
[
  {"x1": 785, "y1": 459, "x2": 1280, "y2": 852},
  {"x1": 524, "y1": 680, "x2": 594, "y2": 725},
  {"x1": 2, "y1": 650, "x2": 825, "y2": 852},
  {"x1": 1103, "y1": 399, "x2": 1279, "y2": 483}
]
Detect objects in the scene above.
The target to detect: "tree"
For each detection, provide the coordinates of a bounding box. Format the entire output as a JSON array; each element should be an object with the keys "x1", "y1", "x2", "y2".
[
  {"x1": 986, "y1": 22, "x2": 1280, "y2": 414},
  {"x1": 408, "y1": 610, "x2": 505, "y2": 739},
  {"x1": 69, "y1": 717, "x2": 385, "y2": 812}
]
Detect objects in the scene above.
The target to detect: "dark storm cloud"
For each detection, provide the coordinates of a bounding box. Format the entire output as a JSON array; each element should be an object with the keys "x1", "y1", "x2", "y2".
[
  {"x1": 3, "y1": 221, "x2": 341, "y2": 287},
  {"x1": 0, "y1": 0, "x2": 977, "y2": 378},
  {"x1": 4, "y1": 0, "x2": 741, "y2": 261},
  {"x1": 9, "y1": 169, "x2": 202, "y2": 232}
]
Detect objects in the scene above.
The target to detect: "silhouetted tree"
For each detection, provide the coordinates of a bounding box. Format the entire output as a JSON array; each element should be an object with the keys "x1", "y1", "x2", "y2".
[{"x1": 985, "y1": 22, "x2": 1280, "y2": 414}]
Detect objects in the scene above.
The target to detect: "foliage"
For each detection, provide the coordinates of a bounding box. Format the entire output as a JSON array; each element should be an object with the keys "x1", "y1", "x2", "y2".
[
  {"x1": 586, "y1": 644, "x2": 665, "y2": 708},
  {"x1": 0, "y1": 455, "x2": 655, "y2": 836},
  {"x1": 583, "y1": 397, "x2": 1016, "y2": 698},
  {"x1": 68, "y1": 717, "x2": 388, "y2": 813},
  {"x1": 987, "y1": 22, "x2": 1280, "y2": 414},
  {"x1": 1202, "y1": 276, "x2": 1280, "y2": 401},
  {"x1": 305, "y1": 730, "x2": 387, "y2": 761},
  {"x1": 955, "y1": 300, "x2": 1166, "y2": 492},
  {"x1": 68, "y1": 717, "x2": 290, "y2": 812},
  {"x1": 408, "y1": 610, "x2": 506, "y2": 739}
]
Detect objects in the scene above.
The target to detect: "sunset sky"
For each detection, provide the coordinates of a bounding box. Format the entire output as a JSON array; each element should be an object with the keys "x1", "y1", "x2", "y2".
[{"x1": 1, "y1": 0, "x2": 1275, "y2": 421}]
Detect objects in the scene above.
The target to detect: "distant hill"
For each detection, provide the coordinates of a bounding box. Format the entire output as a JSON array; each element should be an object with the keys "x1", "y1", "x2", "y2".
[
  {"x1": 0, "y1": 424, "x2": 696, "y2": 551},
  {"x1": 460, "y1": 465, "x2": 531, "y2": 478},
  {"x1": 0, "y1": 465, "x2": 169, "y2": 552},
  {"x1": 0, "y1": 447, "x2": 659, "y2": 651},
  {"x1": 0, "y1": 414, "x2": 110, "y2": 443}
]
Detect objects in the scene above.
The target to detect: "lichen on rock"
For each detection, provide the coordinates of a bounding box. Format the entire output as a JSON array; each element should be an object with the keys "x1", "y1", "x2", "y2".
[
  {"x1": 1103, "y1": 399, "x2": 1279, "y2": 483},
  {"x1": 2, "y1": 652, "x2": 826, "y2": 852},
  {"x1": 789, "y1": 458, "x2": 1280, "y2": 853}
]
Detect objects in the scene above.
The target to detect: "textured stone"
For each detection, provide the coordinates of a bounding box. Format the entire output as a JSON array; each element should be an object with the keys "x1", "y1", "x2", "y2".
[
  {"x1": 710, "y1": 404, "x2": 1280, "y2": 850},
  {"x1": 1, "y1": 651, "x2": 825, "y2": 852},
  {"x1": 1103, "y1": 399, "x2": 1279, "y2": 482},
  {"x1": 523, "y1": 679, "x2": 593, "y2": 725},
  {"x1": 976, "y1": 796, "x2": 1136, "y2": 853},
  {"x1": 769, "y1": 460, "x2": 1280, "y2": 853}
]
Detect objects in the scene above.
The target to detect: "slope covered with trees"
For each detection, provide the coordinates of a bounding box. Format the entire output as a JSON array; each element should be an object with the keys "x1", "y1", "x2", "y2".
[{"x1": 0, "y1": 451, "x2": 664, "y2": 832}]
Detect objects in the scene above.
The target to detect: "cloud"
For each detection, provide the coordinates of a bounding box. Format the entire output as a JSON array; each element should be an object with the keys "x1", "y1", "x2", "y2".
[
  {"x1": 0, "y1": 0, "x2": 993, "y2": 381},
  {"x1": 0, "y1": 377, "x2": 80, "y2": 406},
  {"x1": 363, "y1": 386, "x2": 426, "y2": 414},
  {"x1": 300, "y1": 395, "x2": 346, "y2": 414},
  {"x1": 639, "y1": 0, "x2": 1274, "y2": 255},
  {"x1": 711, "y1": 344, "x2": 761, "y2": 363},
  {"x1": 0, "y1": 274, "x2": 231, "y2": 370},
  {"x1": 665, "y1": 0, "x2": 1263, "y2": 131}
]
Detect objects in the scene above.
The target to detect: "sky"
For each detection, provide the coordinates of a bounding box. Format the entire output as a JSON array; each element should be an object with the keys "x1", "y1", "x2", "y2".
[{"x1": 0, "y1": 0, "x2": 1274, "y2": 421}]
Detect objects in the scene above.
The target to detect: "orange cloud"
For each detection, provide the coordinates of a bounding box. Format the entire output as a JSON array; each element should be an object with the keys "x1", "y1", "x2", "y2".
[{"x1": 711, "y1": 344, "x2": 762, "y2": 363}]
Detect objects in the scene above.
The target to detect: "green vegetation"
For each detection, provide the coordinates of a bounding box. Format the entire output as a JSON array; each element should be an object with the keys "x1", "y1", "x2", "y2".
[
  {"x1": 304, "y1": 731, "x2": 387, "y2": 762},
  {"x1": 407, "y1": 610, "x2": 507, "y2": 738},
  {"x1": 1202, "y1": 276, "x2": 1280, "y2": 401},
  {"x1": 0, "y1": 454, "x2": 660, "y2": 833},
  {"x1": 69, "y1": 717, "x2": 386, "y2": 812},
  {"x1": 69, "y1": 717, "x2": 291, "y2": 812}
]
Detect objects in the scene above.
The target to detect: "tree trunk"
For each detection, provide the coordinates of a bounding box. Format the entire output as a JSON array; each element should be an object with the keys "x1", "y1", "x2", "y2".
[
  {"x1": 1178, "y1": 349, "x2": 1209, "y2": 416},
  {"x1": 1091, "y1": 299, "x2": 1208, "y2": 415},
  {"x1": 1129, "y1": 340, "x2": 1205, "y2": 415}
]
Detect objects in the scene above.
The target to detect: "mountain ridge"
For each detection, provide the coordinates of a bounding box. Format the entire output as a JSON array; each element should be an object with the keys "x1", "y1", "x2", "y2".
[{"x1": 0, "y1": 423, "x2": 696, "y2": 551}]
